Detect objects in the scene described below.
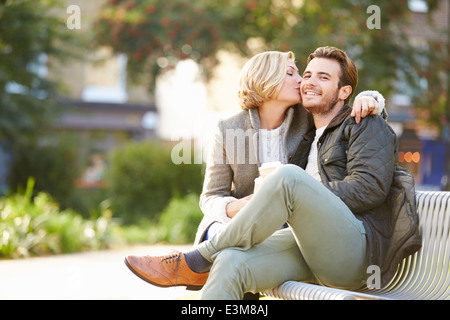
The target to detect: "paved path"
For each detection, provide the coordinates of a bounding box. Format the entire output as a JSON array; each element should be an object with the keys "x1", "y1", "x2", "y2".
[{"x1": 0, "y1": 244, "x2": 202, "y2": 300}]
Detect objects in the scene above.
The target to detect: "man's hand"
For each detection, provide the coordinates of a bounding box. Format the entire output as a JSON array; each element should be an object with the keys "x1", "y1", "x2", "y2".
[
  {"x1": 226, "y1": 194, "x2": 253, "y2": 219},
  {"x1": 351, "y1": 96, "x2": 379, "y2": 124}
]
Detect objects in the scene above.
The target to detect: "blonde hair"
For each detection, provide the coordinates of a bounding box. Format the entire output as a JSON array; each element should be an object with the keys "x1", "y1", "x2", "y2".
[{"x1": 238, "y1": 51, "x2": 295, "y2": 110}]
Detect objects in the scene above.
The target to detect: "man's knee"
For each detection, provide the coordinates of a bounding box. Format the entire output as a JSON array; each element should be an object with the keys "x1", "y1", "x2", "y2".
[
  {"x1": 212, "y1": 248, "x2": 255, "y2": 287},
  {"x1": 202, "y1": 248, "x2": 252, "y2": 300},
  {"x1": 205, "y1": 248, "x2": 254, "y2": 299},
  {"x1": 213, "y1": 248, "x2": 248, "y2": 274}
]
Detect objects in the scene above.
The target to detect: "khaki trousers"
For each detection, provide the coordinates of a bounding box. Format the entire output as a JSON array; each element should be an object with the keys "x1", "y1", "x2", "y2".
[{"x1": 197, "y1": 165, "x2": 369, "y2": 300}]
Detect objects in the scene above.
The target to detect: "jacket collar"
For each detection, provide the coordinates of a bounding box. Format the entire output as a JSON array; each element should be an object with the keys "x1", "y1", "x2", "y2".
[
  {"x1": 326, "y1": 104, "x2": 352, "y2": 130},
  {"x1": 302, "y1": 104, "x2": 352, "y2": 141},
  {"x1": 248, "y1": 107, "x2": 261, "y2": 129},
  {"x1": 248, "y1": 106, "x2": 295, "y2": 131}
]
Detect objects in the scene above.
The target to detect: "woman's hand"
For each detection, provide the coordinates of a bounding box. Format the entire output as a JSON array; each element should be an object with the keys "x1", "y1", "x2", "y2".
[
  {"x1": 351, "y1": 95, "x2": 379, "y2": 124},
  {"x1": 226, "y1": 194, "x2": 253, "y2": 219}
]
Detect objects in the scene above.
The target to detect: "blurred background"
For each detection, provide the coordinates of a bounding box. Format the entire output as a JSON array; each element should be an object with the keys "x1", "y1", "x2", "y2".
[{"x1": 0, "y1": 0, "x2": 449, "y2": 258}]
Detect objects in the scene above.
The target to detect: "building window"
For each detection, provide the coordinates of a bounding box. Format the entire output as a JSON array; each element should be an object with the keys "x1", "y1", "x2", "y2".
[
  {"x1": 82, "y1": 47, "x2": 128, "y2": 103},
  {"x1": 408, "y1": 0, "x2": 428, "y2": 12}
]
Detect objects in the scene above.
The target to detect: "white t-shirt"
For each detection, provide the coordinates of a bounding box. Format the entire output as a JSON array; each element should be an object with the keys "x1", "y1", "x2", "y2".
[
  {"x1": 259, "y1": 120, "x2": 287, "y2": 164},
  {"x1": 305, "y1": 126, "x2": 327, "y2": 182}
]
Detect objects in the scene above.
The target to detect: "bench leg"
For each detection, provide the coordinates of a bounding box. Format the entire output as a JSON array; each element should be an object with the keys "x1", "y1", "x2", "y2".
[{"x1": 243, "y1": 292, "x2": 260, "y2": 300}]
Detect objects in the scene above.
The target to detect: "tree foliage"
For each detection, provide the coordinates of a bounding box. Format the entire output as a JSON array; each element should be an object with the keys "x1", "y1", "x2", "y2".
[
  {"x1": 93, "y1": 0, "x2": 415, "y2": 95},
  {"x1": 95, "y1": 0, "x2": 447, "y2": 133},
  {"x1": 0, "y1": 0, "x2": 81, "y2": 144}
]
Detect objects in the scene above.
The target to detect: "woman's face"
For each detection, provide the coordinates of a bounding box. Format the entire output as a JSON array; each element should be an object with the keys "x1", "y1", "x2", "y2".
[{"x1": 273, "y1": 59, "x2": 302, "y2": 105}]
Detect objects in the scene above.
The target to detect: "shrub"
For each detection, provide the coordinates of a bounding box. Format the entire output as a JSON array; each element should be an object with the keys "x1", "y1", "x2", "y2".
[
  {"x1": 8, "y1": 135, "x2": 82, "y2": 210},
  {"x1": 0, "y1": 178, "x2": 121, "y2": 259},
  {"x1": 120, "y1": 220, "x2": 158, "y2": 245},
  {"x1": 157, "y1": 193, "x2": 203, "y2": 244},
  {"x1": 105, "y1": 140, "x2": 203, "y2": 224}
]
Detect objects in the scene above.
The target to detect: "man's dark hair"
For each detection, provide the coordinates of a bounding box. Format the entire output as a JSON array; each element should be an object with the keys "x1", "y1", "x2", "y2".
[{"x1": 307, "y1": 46, "x2": 358, "y2": 103}]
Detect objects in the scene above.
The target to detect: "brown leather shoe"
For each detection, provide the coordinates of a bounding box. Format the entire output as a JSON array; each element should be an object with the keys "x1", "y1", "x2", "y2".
[{"x1": 124, "y1": 251, "x2": 208, "y2": 291}]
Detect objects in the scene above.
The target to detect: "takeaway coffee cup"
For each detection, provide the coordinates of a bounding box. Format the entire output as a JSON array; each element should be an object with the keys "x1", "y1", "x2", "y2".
[
  {"x1": 254, "y1": 161, "x2": 282, "y2": 193},
  {"x1": 254, "y1": 176, "x2": 263, "y2": 193},
  {"x1": 259, "y1": 161, "x2": 282, "y2": 178}
]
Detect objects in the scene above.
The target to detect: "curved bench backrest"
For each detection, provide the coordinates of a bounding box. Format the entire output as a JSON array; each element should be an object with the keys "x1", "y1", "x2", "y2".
[{"x1": 367, "y1": 191, "x2": 450, "y2": 299}]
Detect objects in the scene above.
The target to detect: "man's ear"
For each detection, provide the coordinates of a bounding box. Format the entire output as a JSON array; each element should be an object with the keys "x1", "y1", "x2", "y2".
[{"x1": 339, "y1": 85, "x2": 352, "y2": 101}]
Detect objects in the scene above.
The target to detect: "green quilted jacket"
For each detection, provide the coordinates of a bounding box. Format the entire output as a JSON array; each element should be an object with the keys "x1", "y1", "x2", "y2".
[{"x1": 291, "y1": 105, "x2": 422, "y2": 288}]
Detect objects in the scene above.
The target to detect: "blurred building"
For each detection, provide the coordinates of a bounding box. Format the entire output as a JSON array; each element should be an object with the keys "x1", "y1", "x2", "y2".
[
  {"x1": 49, "y1": 0, "x2": 157, "y2": 148},
  {"x1": 50, "y1": 0, "x2": 242, "y2": 151},
  {"x1": 386, "y1": 0, "x2": 449, "y2": 190},
  {"x1": 44, "y1": 0, "x2": 158, "y2": 188}
]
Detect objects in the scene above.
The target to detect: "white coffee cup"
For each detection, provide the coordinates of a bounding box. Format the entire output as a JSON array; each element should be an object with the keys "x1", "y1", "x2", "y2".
[
  {"x1": 254, "y1": 161, "x2": 283, "y2": 193},
  {"x1": 259, "y1": 161, "x2": 282, "y2": 178},
  {"x1": 254, "y1": 176, "x2": 263, "y2": 193}
]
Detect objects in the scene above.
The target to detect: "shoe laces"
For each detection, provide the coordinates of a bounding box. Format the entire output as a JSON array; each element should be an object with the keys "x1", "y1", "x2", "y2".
[{"x1": 161, "y1": 250, "x2": 182, "y2": 286}]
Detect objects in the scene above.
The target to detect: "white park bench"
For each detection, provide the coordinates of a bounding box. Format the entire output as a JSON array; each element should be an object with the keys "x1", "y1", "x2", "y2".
[{"x1": 264, "y1": 191, "x2": 450, "y2": 300}]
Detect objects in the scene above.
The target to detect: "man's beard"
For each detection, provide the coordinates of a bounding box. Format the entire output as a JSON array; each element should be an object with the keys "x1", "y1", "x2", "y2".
[{"x1": 302, "y1": 89, "x2": 340, "y2": 116}]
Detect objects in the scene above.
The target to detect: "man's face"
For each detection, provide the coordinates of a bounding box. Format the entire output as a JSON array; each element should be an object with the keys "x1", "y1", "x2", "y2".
[{"x1": 300, "y1": 57, "x2": 342, "y2": 115}]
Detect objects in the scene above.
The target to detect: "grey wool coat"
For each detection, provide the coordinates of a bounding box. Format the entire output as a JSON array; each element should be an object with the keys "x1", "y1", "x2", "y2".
[{"x1": 194, "y1": 104, "x2": 314, "y2": 244}]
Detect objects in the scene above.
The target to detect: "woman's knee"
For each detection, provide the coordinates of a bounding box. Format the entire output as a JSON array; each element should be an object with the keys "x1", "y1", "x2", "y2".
[
  {"x1": 269, "y1": 164, "x2": 312, "y2": 189},
  {"x1": 276, "y1": 164, "x2": 302, "y2": 176},
  {"x1": 278, "y1": 164, "x2": 309, "y2": 179}
]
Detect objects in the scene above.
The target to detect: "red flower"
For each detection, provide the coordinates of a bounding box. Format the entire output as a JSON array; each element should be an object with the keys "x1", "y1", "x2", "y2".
[
  {"x1": 133, "y1": 50, "x2": 144, "y2": 61},
  {"x1": 246, "y1": 0, "x2": 257, "y2": 11},
  {"x1": 161, "y1": 17, "x2": 170, "y2": 27},
  {"x1": 168, "y1": 28, "x2": 178, "y2": 40},
  {"x1": 124, "y1": 1, "x2": 135, "y2": 10},
  {"x1": 145, "y1": 5, "x2": 156, "y2": 14},
  {"x1": 129, "y1": 26, "x2": 137, "y2": 38}
]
